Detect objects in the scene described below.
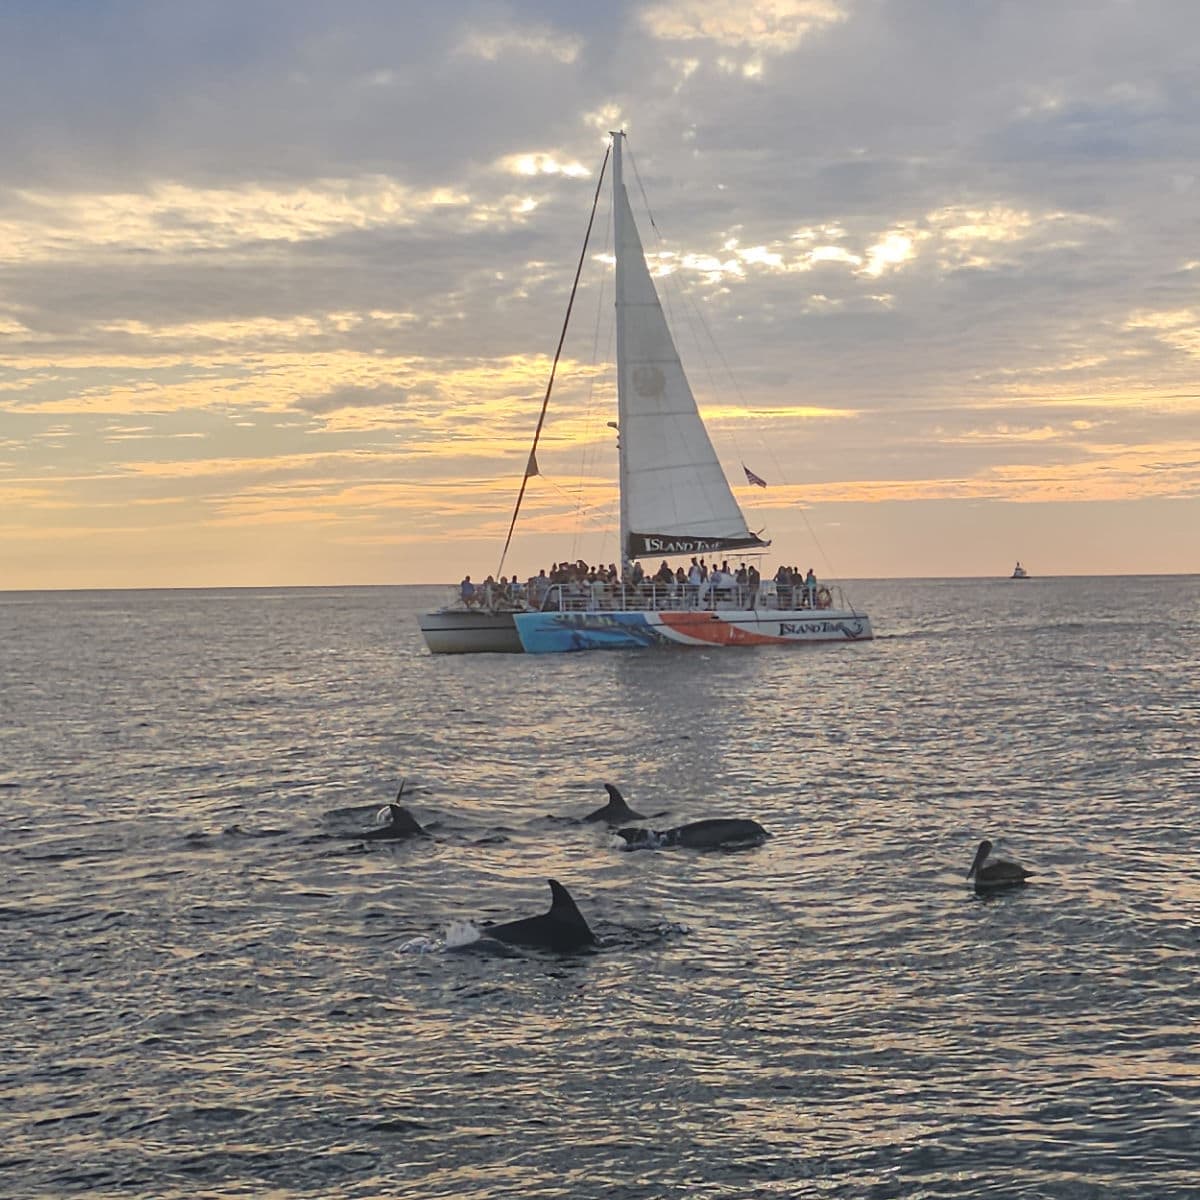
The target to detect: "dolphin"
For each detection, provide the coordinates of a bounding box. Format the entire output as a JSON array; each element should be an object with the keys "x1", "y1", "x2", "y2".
[
  {"x1": 616, "y1": 818, "x2": 769, "y2": 850},
  {"x1": 362, "y1": 780, "x2": 428, "y2": 840},
  {"x1": 582, "y1": 782, "x2": 645, "y2": 824},
  {"x1": 480, "y1": 879, "x2": 597, "y2": 951},
  {"x1": 967, "y1": 839, "x2": 1032, "y2": 889}
]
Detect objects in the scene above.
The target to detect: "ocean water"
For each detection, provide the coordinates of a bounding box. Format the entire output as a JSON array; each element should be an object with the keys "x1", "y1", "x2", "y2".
[{"x1": 2, "y1": 576, "x2": 1198, "y2": 1199}]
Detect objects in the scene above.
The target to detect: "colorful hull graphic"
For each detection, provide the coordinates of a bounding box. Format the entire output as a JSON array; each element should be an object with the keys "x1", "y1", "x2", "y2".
[{"x1": 513, "y1": 609, "x2": 873, "y2": 654}]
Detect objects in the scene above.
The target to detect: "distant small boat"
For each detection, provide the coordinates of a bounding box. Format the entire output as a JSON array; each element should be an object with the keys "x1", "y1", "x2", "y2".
[{"x1": 1010, "y1": 561, "x2": 1029, "y2": 580}]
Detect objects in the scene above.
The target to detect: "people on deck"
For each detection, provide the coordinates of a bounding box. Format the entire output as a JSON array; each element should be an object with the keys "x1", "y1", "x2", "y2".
[
  {"x1": 455, "y1": 557, "x2": 831, "y2": 613},
  {"x1": 774, "y1": 564, "x2": 793, "y2": 607}
]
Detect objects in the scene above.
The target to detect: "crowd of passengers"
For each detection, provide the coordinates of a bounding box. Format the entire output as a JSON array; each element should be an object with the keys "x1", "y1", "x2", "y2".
[{"x1": 458, "y1": 558, "x2": 831, "y2": 611}]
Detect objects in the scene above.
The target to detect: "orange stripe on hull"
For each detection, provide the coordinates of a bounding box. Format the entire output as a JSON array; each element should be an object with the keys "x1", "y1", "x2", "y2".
[{"x1": 656, "y1": 612, "x2": 789, "y2": 646}]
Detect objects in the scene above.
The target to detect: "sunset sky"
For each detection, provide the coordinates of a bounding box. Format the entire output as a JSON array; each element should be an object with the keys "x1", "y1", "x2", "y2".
[{"x1": 3, "y1": 0, "x2": 1198, "y2": 589}]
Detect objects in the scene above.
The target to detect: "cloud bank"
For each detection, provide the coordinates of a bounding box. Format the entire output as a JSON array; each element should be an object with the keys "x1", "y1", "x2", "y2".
[{"x1": 2, "y1": 0, "x2": 1198, "y2": 585}]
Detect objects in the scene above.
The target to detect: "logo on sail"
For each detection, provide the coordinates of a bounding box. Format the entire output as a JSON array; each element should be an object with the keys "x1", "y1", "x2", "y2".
[
  {"x1": 629, "y1": 532, "x2": 771, "y2": 558},
  {"x1": 631, "y1": 365, "x2": 666, "y2": 397}
]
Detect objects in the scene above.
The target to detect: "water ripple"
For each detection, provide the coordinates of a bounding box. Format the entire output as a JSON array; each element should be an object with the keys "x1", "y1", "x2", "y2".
[{"x1": 0, "y1": 579, "x2": 1197, "y2": 1197}]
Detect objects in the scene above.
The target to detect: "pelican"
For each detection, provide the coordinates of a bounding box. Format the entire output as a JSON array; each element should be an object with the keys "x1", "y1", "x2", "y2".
[{"x1": 967, "y1": 839, "x2": 1032, "y2": 889}]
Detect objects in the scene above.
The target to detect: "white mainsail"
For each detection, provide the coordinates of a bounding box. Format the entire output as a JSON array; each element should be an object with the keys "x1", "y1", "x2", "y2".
[{"x1": 612, "y1": 132, "x2": 766, "y2": 562}]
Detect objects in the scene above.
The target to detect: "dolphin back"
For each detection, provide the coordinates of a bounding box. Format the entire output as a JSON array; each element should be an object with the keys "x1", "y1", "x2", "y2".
[
  {"x1": 616, "y1": 819, "x2": 767, "y2": 850},
  {"x1": 674, "y1": 818, "x2": 769, "y2": 848}
]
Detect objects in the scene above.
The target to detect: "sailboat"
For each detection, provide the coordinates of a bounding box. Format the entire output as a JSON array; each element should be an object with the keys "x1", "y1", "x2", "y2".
[{"x1": 419, "y1": 131, "x2": 872, "y2": 655}]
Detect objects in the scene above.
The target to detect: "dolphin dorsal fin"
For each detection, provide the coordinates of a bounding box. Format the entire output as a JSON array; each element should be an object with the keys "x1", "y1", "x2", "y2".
[
  {"x1": 547, "y1": 879, "x2": 591, "y2": 932},
  {"x1": 603, "y1": 783, "x2": 644, "y2": 820}
]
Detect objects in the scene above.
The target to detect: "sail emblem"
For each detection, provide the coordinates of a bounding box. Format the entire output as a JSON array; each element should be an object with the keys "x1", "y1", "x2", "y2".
[{"x1": 632, "y1": 365, "x2": 666, "y2": 397}]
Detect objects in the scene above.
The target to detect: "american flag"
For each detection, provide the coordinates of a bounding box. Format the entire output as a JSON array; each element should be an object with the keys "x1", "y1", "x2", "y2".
[{"x1": 743, "y1": 464, "x2": 767, "y2": 488}]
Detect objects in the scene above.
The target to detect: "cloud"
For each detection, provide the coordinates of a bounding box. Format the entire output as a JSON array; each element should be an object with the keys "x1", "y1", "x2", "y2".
[
  {"x1": 1125, "y1": 307, "x2": 1200, "y2": 358},
  {"x1": 456, "y1": 25, "x2": 583, "y2": 64},
  {"x1": 640, "y1": 0, "x2": 848, "y2": 52},
  {"x1": 293, "y1": 384, "x2": 412, "y2": 416}
]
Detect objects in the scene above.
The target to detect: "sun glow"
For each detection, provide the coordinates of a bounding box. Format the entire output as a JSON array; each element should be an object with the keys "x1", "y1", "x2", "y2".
[{"x1": 497, "y1": 153, "x2": 591, "y2": 178}]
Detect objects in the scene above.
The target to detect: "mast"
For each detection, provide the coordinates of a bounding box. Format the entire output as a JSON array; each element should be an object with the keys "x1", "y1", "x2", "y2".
[{"x1": 611, "y1": 130, "x2": 630, "y2": 572}]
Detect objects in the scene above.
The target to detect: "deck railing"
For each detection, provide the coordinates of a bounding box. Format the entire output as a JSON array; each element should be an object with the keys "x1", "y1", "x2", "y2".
[
  {"x1": 538, "y1": 582, "x2": 841, "y2": 613},
  {"x1": 449, "y1": 580, "x2": 848, "y2": 614}
]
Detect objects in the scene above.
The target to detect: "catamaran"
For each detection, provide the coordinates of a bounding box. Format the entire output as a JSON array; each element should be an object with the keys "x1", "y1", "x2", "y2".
[{"x1": 419, "y1": 131, "x2": 872, "y2": 654}]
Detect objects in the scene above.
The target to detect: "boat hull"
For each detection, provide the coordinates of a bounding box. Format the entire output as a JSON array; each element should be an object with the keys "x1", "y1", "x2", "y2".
[
  {"x1": 419, "y1": 610, "x2": 523, "y2": 654},
  {"x1": 513, "y1": 608, "x2": 872, "y2": 653}
]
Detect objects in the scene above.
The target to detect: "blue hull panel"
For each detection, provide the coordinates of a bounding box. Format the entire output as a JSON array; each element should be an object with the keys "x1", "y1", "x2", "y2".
[{"x1": 514, "y1": 611, "x2": 669, "y2": 653}]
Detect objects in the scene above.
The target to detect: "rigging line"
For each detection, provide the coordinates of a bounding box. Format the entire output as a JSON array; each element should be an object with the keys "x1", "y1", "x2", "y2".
[
  {"x1": 694, "y1": 316, "x2": 846, "y2": 582},
  {"x1": 625, "y1": 141, "x2": 660, "y2": 236},
  {"x1": 679, "y1": 286, "x2": 763, "y2": 507},
  {"x1": 669, "y1": 266, "x2": 821, "y2": 542},
  {"x1": 497, "y1": 142, "x2": 611, "y2": 579},
  {"x1": 627, "y1": 141, "x2": 685, "y2": 346},
  {"x1": 796, "y1": 502, "x2": 840, "y2": 580},
  {"x1": 721, "y1": 349, "x2": 848, "y2": 583},
  {"x1": 540, "y1": 474, "x2": 617, "y2": 527},
  {"x1": 626, "y1": 138, "x2": 716, "y2": 393}
]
